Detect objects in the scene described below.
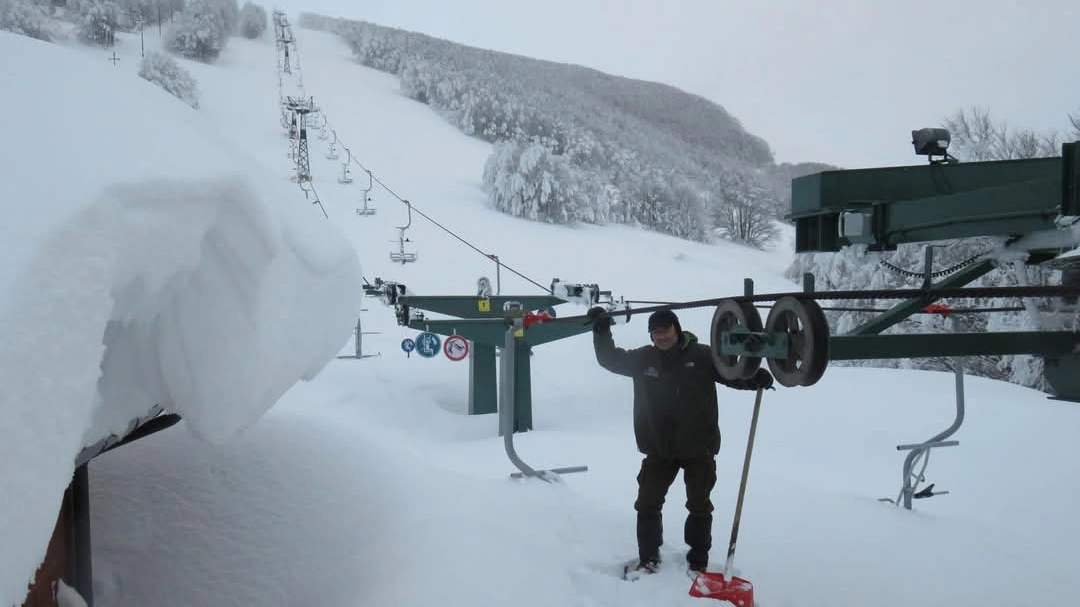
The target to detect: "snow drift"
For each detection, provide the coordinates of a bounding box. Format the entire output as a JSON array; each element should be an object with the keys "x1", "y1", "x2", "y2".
[{"x1": 0, "y1": 31, "x2": 363, "y2": 606}]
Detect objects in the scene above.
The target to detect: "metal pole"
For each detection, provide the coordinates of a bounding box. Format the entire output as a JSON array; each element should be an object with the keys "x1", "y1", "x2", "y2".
[
  {"x1": 500, "y1": 318, "x2": 587, "y2": 480},
  {"x1": 899, "y1": 359, "x2": 965, "y2": 509},
  {"x1": 922, "y1": 246, "x2": 935, "y2": 290},
  {"x1": 898, "y1": 249, "x2": 964, "y2": 510},
  {"x1": 500, "y1": 320, "x2": 540, "y2": 476}
]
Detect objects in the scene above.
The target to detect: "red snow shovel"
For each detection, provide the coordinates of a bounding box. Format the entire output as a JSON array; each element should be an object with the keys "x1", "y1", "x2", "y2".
[{"x1": 688, "y1": 386, "x2": 765, "y2": 606}]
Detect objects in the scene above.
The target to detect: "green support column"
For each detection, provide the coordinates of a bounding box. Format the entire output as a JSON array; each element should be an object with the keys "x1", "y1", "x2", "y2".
[
  {"x1": 513, "y1": 340, "x2": 532, "y2": 432},
  {"x1": 468, "y1": 343, "x2": 498, "y2": 415},
  {"x1": 410, "y1": 317, "x2": 594, "y2": 430}
]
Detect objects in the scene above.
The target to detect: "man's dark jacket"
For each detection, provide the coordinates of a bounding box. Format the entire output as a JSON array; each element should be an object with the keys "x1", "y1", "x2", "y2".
[{"x1": 593, "y1": 327, "x2": 757, "y2": 459}]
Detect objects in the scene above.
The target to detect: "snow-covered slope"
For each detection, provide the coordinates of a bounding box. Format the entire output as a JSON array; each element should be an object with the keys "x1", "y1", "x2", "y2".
[
  {"x1": 0, "y1": 31, "x2": 363, "y2": 606},
  {"x1": 3, "y1": 20, "x2": 1079, "y2": 607}
]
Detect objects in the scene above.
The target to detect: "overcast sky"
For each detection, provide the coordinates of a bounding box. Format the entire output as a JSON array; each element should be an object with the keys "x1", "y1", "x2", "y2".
[{"x1": 279, "y1": 0, "x2": 1079, "y2": 169}]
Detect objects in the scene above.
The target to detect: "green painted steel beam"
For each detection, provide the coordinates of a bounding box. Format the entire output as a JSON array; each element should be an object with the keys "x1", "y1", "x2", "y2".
[
  {"x1": 790, "y1": 142, "x2": 1080, "y2": 254},
  {"x1": 407, "y1": 318, "x2": 591, "y2": 346},
  {"x1": 399, "y1": 295, "x2": 567, "y2": 319},
  {"x1": 408, "y1": 318, "x2": 506, "y2": 344},
  {"x1": 791, "y1": 155, "x2": 1062, "y2": 218},
  {"x1": 848, "y1": 258, "x2": 997, "y2": 336},
  {"x1": 829, "y1": 331, "x2": 1079, "y2": 360},
  {"x1": 524, "y1": 320, "x2": 595, "y2": 346},
  {"x1": 880, "y1": 177, "x2": 1059, "y2": 246}
]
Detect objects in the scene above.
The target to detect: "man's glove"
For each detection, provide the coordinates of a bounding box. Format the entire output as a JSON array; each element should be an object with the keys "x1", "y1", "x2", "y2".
[
  {"x1": 751, "y1": 367, "x2": 775, "y2": 390},
  {"x1": 586, "y1": 306, "x2": 612, "y2": 332}
]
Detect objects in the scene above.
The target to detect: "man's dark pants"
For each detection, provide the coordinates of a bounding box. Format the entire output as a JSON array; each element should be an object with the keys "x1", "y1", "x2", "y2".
[{"x1": 635, "y1": 455, "x2": 717, "y2": 569}]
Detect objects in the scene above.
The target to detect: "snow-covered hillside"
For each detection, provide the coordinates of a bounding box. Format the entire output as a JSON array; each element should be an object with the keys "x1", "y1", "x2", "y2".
[{"x1": 2, "y1": 19, "x2": 1079, "y2": 607}]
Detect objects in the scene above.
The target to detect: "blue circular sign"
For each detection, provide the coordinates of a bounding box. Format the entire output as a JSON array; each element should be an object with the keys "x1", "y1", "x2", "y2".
[
  {"x1": 401, "y1": 338, "x2": 416, "y2": 353},
  {"x1": 415, "y1": 332, "x2": 441, "y2": 358}
]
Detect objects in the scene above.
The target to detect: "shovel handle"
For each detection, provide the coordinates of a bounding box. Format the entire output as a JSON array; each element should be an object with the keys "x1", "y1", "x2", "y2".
[{"x1": 724, "y1": 386, "x2": 764, "y2": 575}]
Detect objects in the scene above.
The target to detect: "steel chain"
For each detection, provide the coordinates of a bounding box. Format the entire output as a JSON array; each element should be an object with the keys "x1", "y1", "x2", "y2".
[{"x1": 879, "y1": 253, "x2": 987, "y2": 279}]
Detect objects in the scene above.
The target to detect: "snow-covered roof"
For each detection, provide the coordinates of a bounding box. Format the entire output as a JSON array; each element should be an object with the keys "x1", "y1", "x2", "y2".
[{"x1": 0, "y1": 31, "x2": 363, "y2": 606}]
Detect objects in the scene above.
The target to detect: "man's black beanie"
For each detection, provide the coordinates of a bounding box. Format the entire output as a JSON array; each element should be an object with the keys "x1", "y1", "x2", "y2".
[{"x1": 647, "y1": 309, "x2": 681, "y2": 334}]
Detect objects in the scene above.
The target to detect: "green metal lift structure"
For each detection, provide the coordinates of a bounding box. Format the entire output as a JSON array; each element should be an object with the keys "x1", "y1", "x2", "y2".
[
  {"x1": 774, "y1": 139, "x2": 1080, "y2": 392},
  {"x1": 363, "y1": 279, "x2": 619, "y2": 434},
  {"x1": 362, "y1": 279, "x2": 609, "y2": 480},
  {"x1": 706, "y1": 137, "x2": 1080, "y2": 508},
  {"x1": 366, "y1": 137, "x2": 1080, "y2": 497}
]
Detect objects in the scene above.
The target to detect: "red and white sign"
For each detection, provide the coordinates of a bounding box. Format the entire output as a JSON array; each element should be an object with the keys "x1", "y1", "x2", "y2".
[{"x1": 443, "y1": 334, "x2": 470, "y2": 361}]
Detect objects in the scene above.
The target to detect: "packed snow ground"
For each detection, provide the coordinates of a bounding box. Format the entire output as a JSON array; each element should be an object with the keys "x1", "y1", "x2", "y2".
[{"x1": 3, "y1": 20, "x2": 1079, "y2": 607}]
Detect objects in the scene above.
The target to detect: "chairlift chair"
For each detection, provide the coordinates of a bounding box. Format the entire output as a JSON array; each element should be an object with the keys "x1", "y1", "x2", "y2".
[
  {"x1": 389, "y1": 200, "x2": 418, "y2": 264},
  {"x1": 356, "y1": 197, "x2": 376, "y2": 216},
  {"x1": 338, "y1": 148, "x2": 354, "y2": 184},
  {"x1": 355, "y1": 170, "x2": 376, "y2": 216},
  {"x1": 326, "y1": 131, "x2": 339, "y2": 160}
]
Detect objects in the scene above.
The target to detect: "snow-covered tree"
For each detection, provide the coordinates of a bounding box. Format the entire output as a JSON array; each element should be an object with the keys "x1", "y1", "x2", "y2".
[
  {"x1": 712, "y1": 171, "x2": 780, "y2": 249},
  {"x1": 164, "y1": 0, "x2": 227, "y2": 61},
  {"x1": 214, "y1": 0, "x2": 237, "y2": 34},
  {"x1": 944, "y1": 106, "x2": 1060, "y2": 161},
  {"x1": 74, "y1": 0, "x2": 120, "y2": 46},
  {"x1": 138, "y1": 49, "x2": 200, "y2": 109},
  {"x1": 482, "y1": 138, "x2": 589, "y2": 223},
  {"x1": 237, "y1": 0, "x2": 264, "y2": 39},
  {"x1": 0, "y1": 0, "x2": 54, "y2": 41}
]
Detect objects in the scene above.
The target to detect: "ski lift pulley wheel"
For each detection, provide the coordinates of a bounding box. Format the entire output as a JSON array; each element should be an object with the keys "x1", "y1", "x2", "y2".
[
  {"x1": 710, "y1": 298, "x2": 764, "y2": 381},
  {"x1": 764, "y1": 296, "x2": 830, "y2": 387}
]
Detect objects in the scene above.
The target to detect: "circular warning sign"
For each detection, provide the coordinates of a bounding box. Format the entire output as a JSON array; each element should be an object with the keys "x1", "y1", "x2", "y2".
[{"x1": 443, "y1": 334, "x2": 470, "y2": 361}]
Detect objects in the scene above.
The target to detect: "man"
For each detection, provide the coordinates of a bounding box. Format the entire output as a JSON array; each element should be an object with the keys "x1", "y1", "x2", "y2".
[{"x1": 586, "y1": 306, "x2": 773, "y2": 576}]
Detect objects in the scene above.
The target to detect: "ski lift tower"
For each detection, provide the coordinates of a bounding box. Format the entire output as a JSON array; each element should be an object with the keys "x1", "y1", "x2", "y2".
[
  {"x1": 284, "y1": 95, "x2": 318, "y2": 183},
  {"x1": 276, "y1": 18, "x2": 294, "y2": 74}
]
